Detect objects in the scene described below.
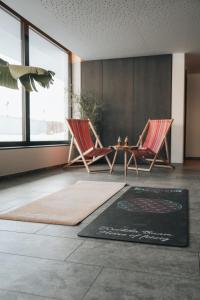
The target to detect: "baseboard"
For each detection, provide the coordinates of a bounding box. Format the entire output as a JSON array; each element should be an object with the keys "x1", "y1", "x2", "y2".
[
  {"x1": 185, "y1": 157, "x2": 200, "y2": 160},
  {"x1": 0, "y1": 164, "x2": 66, "y2": 180}
]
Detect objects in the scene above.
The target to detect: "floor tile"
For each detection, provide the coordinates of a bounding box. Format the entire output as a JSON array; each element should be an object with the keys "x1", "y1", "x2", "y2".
[
  {"x1": 0, "y1": 289, "x2": 58, "y2": 300},
  {"x1": 68, "y1": 240, "x2": 199, "y2": 278},
  {"x1": 190, "y1": 212, "x2": 200, "y2": 234},
  {"x1": 83, "y1": 267, "x2": 200, "y2": 300},
  {"x1": 36, "y1": 224, "x2": 84, "y2": 239},
  {"x1": 0, "y1": 220, "x2": 46, "y2": 233},
  {"x1": 0, "y1": 252, "x2": 101, "y2": 300},
  {"x1": 0, "y1": 231, "x2": 82, "y2": 260}
]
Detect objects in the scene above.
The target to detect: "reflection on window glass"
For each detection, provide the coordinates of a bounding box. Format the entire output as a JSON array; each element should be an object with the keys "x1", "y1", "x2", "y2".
[
  {"x1": 29, "y1": 29, "x2": 68, "y2": 141},
  {"x1": 0, "y1": 9, "x2": 22, "y2": 141}
]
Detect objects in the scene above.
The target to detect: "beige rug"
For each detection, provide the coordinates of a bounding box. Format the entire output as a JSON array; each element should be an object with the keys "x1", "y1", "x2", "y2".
[{"x1": 0, "y1": 181, "x2": 125, "y2": 225}]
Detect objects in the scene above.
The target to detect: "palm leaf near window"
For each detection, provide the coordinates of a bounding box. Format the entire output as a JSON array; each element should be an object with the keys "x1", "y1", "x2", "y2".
[{"x1": 0, "y1": 58, "x2": 55, "y2": 92}]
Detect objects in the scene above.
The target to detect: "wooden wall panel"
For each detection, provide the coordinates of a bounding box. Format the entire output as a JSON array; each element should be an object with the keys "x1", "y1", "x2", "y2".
[
  {"x1": 102, "y1": 58, "x2": 134, "y2": 146},
  {"x1": 132, "y1": 55, "x2": 172, "y2": 142},
  {"x1": 81, "y1": 60, "x2": 102, "y2": 100},
  {"x1": 81, "y1": 55, "x2": 172, "y2": 163}
]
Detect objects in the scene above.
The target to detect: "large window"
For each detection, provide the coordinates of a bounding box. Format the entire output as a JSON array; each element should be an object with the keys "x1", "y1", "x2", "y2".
[
  {"x1": 29, "y1": 29, "x2": 69, "y2": 141},
  {"x1": 0, "y1": 9, "x2": 22, "y2": 141},
  {"x1": 0, "y1": 5, "x2": 70, "y2": 146}
]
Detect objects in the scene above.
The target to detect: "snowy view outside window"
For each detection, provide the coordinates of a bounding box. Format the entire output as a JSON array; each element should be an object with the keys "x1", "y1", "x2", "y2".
[
  {"x1": 0, "y1": 9, "x2": 22, "y2": 141},
  {"x1": 29, "y1": 29, "x2": 69, "y2": 141}
]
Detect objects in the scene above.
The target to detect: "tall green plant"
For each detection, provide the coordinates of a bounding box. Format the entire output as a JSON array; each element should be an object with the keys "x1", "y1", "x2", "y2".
[{"x1": 70, "y1": 90, "x2": 104, "y2": 134}]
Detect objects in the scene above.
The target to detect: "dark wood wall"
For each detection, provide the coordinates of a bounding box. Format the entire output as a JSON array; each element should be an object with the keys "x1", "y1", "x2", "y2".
[{"x1": 81, "y1": 55, "x2": 172, "y2": 161}]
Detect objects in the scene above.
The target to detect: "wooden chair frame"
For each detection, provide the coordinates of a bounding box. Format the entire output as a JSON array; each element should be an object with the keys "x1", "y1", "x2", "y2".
[
  {"x1": 64, "y1": 119, "x2": 112, "y2": 173},
  {"x1": 127, "y1": 119, "x2": 174, "y2": 173}
]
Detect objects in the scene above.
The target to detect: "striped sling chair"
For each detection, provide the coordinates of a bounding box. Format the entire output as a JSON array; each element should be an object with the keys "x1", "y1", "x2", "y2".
[
  {"x1": 127, "y1": 119, "x2": 174, "y2": 173},
  {"x1": 64, "y1": 119, "x2": 113, "y2": 173}
]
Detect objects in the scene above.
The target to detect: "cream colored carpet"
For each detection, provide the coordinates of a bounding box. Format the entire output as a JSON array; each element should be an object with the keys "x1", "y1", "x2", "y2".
[{"x1": 0, "y1": 181, "x2": 125, "y2": 225}]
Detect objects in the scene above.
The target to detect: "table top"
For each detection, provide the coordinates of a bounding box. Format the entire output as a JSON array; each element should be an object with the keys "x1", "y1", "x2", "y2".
[{"x1": 111, "y1": 145, "x2": 138, "y2": 151}]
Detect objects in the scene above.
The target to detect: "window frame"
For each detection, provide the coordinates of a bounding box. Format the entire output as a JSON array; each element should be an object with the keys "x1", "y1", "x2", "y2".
[{"x1": 0, "y1": 1, "x2": 72, "y2": 147}]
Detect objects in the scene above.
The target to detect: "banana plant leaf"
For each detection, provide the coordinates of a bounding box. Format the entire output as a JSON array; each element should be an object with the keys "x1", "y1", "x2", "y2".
[{"x1": 0, "y1": 58, "x2": 55, "y2": 92}]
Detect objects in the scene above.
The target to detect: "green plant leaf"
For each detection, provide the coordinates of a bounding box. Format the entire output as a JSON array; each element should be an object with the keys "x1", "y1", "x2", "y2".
[
  {"x1": 0, "y1": 57, "x2": 55, "y2": 92},
  {"x1": 19, "y1": 74, "x2": 33, "y2": 92},
  {"x1": 0, "y1": 65, "x2": 18, "y2": 89}
]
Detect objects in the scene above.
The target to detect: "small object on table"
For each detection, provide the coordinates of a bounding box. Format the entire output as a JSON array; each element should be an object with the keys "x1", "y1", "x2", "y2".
[
  {"x1": 117, "y1": 136, "x2": 121, "y2": 146},
  {"x1": 124, "y1": 136, "x2": 128, "y2": 146}
]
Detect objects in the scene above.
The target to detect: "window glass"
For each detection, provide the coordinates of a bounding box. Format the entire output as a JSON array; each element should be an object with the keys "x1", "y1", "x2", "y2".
[
  {"x1": 0, "y1": 9, "x2": 22, "y2": 141},
  {"x1": 29, "y1": 29, "x2": 69, "y2": 141}
]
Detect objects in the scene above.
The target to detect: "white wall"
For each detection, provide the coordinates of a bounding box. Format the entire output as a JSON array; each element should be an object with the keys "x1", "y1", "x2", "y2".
[
  {"x1": 72, "y1": 54, "x2": 81, "y2": 95},
  {"x1": 185, "y1": 73, "x2": 200, "y2": 157},
  {"x1": 171, "y1": 53, "x2": 185, "y2": 164},
  {"x1": 72, "y1": 53, "x2": 81, "y2": 118},
  {"x1": 0, "y1": 146, "x2": 69, "y2": 177}
]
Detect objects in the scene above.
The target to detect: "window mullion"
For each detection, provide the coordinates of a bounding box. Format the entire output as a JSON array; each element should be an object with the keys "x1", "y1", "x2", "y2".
[{"x1": 21, "y1": 21, "x2": 30, "y2": 142}]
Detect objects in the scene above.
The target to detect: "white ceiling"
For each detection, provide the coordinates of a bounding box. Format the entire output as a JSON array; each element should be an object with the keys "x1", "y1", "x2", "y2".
[{"x1": 2, "y1": 0, "x2": 200, "y2": 60}]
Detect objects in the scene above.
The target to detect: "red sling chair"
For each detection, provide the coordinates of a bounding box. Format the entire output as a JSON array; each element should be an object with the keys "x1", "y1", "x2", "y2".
[
  {"x1": 128, "y1": 119, "x2": 174, "y2": 173},
  {"x1": 65, "y1": 119, "x2": 112, "y2": 173}
]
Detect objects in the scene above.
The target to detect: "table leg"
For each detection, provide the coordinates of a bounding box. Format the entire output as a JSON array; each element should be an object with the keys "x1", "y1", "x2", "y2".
[
  {"x1": 132, "y1": 152, "x2": 138, "y2": 175},
  {"x1": 110, "y1": 150, "x2": 118, "y2": 173},
  {"x1": 124, "y1": 150, "x2": 127, "y2": 176}
]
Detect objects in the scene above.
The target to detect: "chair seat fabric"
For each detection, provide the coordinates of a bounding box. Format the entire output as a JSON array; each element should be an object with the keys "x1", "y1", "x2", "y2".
[
  {"x1": 86, "y1": 147, "x2": 112, "y2": 158},
  {"x1": 129, "y1": 147, "x2": 155, "y2": 158}
]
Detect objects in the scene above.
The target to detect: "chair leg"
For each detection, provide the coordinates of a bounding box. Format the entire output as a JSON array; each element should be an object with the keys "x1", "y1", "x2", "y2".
[
  {"x1": 84, "y1": 161, "x2": 91, "y2": 173},
  {"x1": 105, "y1": 155, "x2": 112, "y2": 170},
  {"x1": 128, "y1": 154, "x2": 157, "y2": 173},
  {"x1": 78, "y1": 153, "x2": 91, "y2": 173},
  {"x1": 127, "y1": 153, "x2": 138, "y2": 175},
  {"x1": 148, "y1": 155, "x2": 158, "y2": 172},
  {"x1": 68, "y1": 136, "x2": 74, "y2": 164},
  {"x1": 164, "y1": 138, "x2": 170, "y2": 164},
  {"x1": 127, "y1": 154, "x2": 133, "y2": 167},
  {"x1": 84, "y1": 163, "x2": 91, "y2": 173},
  {"x1": 110, "y1": 151, "x2": 118, "y2": 173},
  {"x1": 132, "y1": 153, "x2": 138, "y2": 175}
]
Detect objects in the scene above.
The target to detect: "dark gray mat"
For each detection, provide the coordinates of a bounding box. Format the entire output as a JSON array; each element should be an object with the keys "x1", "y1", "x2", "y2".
[{"x1": 78, "y1": 186, "x2": 189, "y2": 247}]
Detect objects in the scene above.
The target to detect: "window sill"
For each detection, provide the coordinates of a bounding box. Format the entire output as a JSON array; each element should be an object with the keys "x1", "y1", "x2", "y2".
[{"x1": 0, "y1": 143, "x2": 69, "y2": 150}]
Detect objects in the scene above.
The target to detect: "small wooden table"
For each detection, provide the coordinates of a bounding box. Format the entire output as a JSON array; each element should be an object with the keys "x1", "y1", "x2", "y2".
[{"x1": 110, "y1": 145, "x2": 138, "y2": 176}]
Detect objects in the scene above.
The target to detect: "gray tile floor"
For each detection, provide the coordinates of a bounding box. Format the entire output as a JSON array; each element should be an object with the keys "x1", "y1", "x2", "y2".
[{"x1": 0, "y1": 164, "x2": 199, "y2": 300}]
